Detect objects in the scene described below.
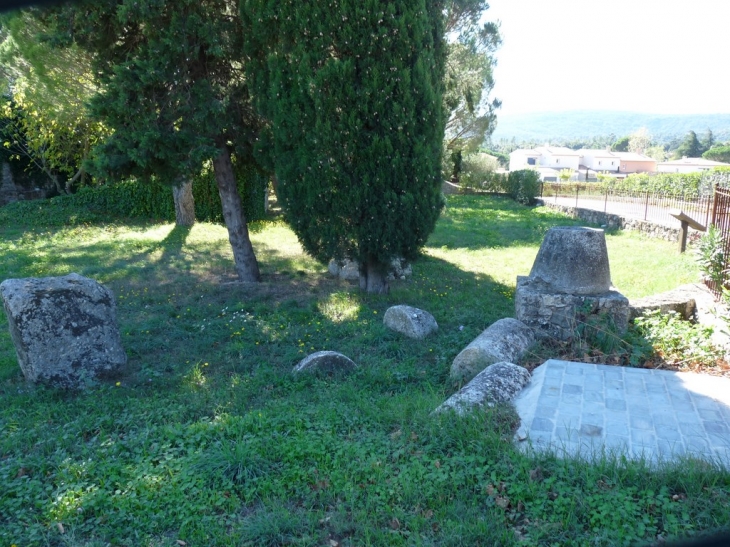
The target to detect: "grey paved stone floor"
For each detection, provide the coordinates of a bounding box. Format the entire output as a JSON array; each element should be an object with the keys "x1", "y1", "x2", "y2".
[{"x1": 513, "y1": 359, "x2": 730, "y2": 467}]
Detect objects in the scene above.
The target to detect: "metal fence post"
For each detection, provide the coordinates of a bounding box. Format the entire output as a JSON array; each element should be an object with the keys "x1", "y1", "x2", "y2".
[
  {"x1": 644, "y1": 191, "x2": 649, "y2": 221},
  {"x1": 575, "y1": 184, "x2": 579, "y2": 209}
]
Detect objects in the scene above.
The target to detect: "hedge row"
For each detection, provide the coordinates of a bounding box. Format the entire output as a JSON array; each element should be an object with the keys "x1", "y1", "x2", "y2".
[{"x1": 73, "y1": 161, "x2": 268, "y2": 224}]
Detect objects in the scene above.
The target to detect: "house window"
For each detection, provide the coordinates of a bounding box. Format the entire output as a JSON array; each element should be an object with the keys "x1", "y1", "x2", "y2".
[
  {"x1": 527, "y1": 157, "x2": 536, "y2": 165},
  {"x1": 556, "y1": 159, "x2": 560, "y2": 164},
  {"x1": 611, "y1": 161, "x2": 615, "y2": 166},
  {"x1": 598, "y1": 161, "x2": 602, "y2": 166}
]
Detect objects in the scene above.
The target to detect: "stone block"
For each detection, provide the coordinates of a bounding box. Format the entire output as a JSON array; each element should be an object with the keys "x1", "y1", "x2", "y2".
[
  {"x1": 629, "y1": 287, "x2": 697, "y2": 321},
  {"x1": 0, "y1": 273, "x2": 127, "y2": 388},
  {"x1": 515, "y1": 276, "x2": 629, "y2": 341}
]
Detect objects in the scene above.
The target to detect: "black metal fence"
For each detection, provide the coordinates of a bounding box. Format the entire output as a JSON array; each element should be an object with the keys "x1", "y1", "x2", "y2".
[{"x1": 540, "y1": 182, "x2": 713, "y2": 229}]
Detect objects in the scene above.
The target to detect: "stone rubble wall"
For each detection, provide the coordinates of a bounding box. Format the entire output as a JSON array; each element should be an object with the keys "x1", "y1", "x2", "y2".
[{"x1": 538, "y1": 200, "x2": 684, "y2": 242}]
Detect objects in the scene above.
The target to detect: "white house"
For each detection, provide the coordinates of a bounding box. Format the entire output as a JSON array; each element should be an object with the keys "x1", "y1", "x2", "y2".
[
  {"x1": 508, "y1": 149, "x2": 541, "y2": 171},
  {"x1": 534, "y1": 146, "x2": 581, "y2": 171},
  {"x1": 657, "y1": 157, "x2": 730, "y2": 173},
  {"x1": 577, "y1": 149, "x2": 620, "y2": 173}
]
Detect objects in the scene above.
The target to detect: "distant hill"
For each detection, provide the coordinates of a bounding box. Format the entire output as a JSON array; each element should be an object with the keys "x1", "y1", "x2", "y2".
[{"x1": 491, "y1": 111, "x2": 730, "y2": 143}]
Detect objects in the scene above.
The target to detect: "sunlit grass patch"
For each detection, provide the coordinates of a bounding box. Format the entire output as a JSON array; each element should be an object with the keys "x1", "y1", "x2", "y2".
[{"x1": 317, "y1": 292, "x2": 362, "y2": 323}]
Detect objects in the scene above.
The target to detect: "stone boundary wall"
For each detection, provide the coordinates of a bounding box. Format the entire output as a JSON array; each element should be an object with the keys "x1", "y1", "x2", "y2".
[{"x1": 537, "y1": 200, "x2": 683, "y2": 242}]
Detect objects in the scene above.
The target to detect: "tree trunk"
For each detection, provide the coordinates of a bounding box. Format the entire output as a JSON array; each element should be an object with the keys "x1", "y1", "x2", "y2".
[
  {"x1": 172, "y1": 178, "x2": 196, "y2": 226},
  {"x1": 64, "y1": 167, "x2": 84, "y2": 194},
  {"x1": 359, "y1": 256, "x2": 389, "y2": 294},
  {"x1": 212, "y1": 143, "x2": 261, "y2": 282}
]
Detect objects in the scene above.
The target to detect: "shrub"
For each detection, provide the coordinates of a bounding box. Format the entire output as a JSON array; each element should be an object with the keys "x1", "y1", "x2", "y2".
[
  {"x1": 608, "y1": 172, "x2": 703, "y2": 196},
  {"x1": 695, "y1": 224, "x2": 727, "y2": 288},
  {"x1": 506, "y1": 169, "x2": 540, "y2": 205},
  {"x1": 458, "y1": 153, "x2": 499, "y2": 191}
]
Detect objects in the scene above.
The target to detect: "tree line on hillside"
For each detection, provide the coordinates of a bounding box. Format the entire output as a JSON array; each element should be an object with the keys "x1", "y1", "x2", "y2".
[
  {"x1": 487, "y1": 127, "x2": 730, "y2": 164},
  {"x1": 0, "y1": 0, "x2": 500, "y2": 293}
]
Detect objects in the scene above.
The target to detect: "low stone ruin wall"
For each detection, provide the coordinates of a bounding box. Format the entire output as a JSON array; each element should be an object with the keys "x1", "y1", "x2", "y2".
[{"x1": 538, "y1": 201, "x2": 683, "y2": 242}]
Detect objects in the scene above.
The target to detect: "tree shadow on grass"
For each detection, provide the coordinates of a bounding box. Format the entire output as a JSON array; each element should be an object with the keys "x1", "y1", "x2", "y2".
[{"x1": 430, "y1": 195, "x2": 588, "y2": 251}]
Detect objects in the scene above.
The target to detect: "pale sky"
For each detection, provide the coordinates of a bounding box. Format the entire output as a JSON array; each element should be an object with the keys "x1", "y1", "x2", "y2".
[{"x1": 484, "y1": 0, "x2": 730, "y2": 115}]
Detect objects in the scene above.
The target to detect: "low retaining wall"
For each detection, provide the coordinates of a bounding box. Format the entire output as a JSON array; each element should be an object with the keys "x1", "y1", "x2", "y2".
[{"x1": 538, "y1": 200, "x2": 683, "y2": 242}]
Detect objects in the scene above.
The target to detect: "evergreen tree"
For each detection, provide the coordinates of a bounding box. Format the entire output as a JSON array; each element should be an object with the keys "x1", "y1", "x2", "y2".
[
  {"x1": 700, "y1": 129, "x2": 715, "y2": 156},
  {"x1": 38, "y1": 0, "x2": 263, "y2": 279},
  {"x1": 674, "y1": 130, "x2": 702, "y2": 159},
  {"x1": 242, "y1": 0, "x2": 446, "y2": 293},
  {"x1": 611, "y1": 136, "x2": 630, "y2": 152}
]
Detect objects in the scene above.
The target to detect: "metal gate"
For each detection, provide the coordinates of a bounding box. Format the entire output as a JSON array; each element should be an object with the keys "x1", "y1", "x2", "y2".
[{"x1": 707, "y1": 186, "x2": 730, "y2": 297}]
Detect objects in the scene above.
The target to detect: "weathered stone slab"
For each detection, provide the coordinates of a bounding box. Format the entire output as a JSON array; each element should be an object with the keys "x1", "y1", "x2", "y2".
[
  {"x1": 450, "y1": 318, "x2": 535, "y2": 382},
  {"x1": 293, "y1": 351, "x2": 357, "y2": 374},
  {"x1": 515, "y1": 276, "x2": 630, "y2": 340},
  {"x1": 383, "y1": 305, "x2": 438, "y2": 339},
  {"x1": 0, "y1": 273, "x2": 127, "y2": 388},
  {"x1": 629, "y1": 287, "x2": 697, "y2": 321},
  {"x1": 435, "y1": 362, "x2": 531, "y2": 415},
  {"x1": 328, "y1": 258, "x2": 412, "y2": 281},
  {"x1": 529, "y1": 226, "x2": 612, "y2": 295}
]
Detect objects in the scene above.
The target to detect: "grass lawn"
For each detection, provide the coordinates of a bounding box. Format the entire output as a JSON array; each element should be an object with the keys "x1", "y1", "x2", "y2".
[{"x1": 0, "y1": 194, "x2": 725, "y2": 546}]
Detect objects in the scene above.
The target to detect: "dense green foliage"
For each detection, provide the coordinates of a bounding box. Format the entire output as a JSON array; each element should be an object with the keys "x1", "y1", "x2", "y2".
[
  {"x1": 457, "y1": 152, "x2": 499, "y2": 190},
  {"x1": 704, "y1": 145, "x2": 730, "y2": 163},
  {"x1": 1, "y1": 195, "x2": 722, "y2": 546},
  {"x1": 695, "y1": 224, "x2": 726, "y2": 288},
  {"x1": 673, "y1": 130, "x2": 703, "y2": 159},
  {"x1": 505, "y1": 169, "x2": 540, "y2": 205},
  {"x1": 0, "y1": 10, "x2": 103, "y2": 193},
  {"x1": 0, "y1": 165, "x2": 267, "y2": 226},
  {"x1": 634, "y1": 311, "x2": 724, "y2": 369},
  {"x1": 611, "y1": 136, "x2": 630, "y2": 152},
  {"x1": 79, "y1": 166, "x2": 267, "y2": 224},
  {"x1": 37, "y1": 0, "x2": 269, "y2": 279},
  {"x1": 242, "y1": 0, "x2": 447, "y2": 289},
  {"x1": 609, "y1": 172, "x2": 704, "y2": 195},
  {"x1": 37, "y1": 0, "x2": 261, "y2": 186}
]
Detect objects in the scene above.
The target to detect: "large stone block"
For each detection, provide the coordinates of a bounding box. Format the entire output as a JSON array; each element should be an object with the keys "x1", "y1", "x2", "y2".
[
  {"x1": 629, "y1": 286, "x2": 697, "y2": 321},
  {"x1": 515, "y1": 276, "x2": 629, "y2": 340},
  {"x1": 529, "y1": 226, "x2": 612, "y2": 295},
  {"x1": 383, "y1": 305, "x2": 438, "y2": 339},
  {"x1": 0, "y1": 273, "x2": 127, "y2": 388},
  {"x1": 450, "y1": 318, "x2": 535, "y2": 382}
]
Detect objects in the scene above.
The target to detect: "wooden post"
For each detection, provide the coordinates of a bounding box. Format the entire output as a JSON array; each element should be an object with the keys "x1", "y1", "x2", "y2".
[
  {"x1": 679, "y1": 220, "x2": 689, "y2": 253},
  {"x1": 669, "y1": 209, "x2": 706, "y2": 254}
]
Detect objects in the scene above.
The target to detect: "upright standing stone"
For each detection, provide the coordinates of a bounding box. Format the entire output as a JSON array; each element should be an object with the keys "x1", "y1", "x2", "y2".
[
  {"x1": 529, "y1": 226, "x2": 612, "y2": 295},
  {"x1": 0, "y1": 273, "x2": 127, "y2": 388}
]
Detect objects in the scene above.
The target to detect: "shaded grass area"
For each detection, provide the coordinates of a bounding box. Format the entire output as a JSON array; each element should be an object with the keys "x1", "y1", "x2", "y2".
[{"x1": 0, "y1": 194, "x2": 725, "y2": 546}]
